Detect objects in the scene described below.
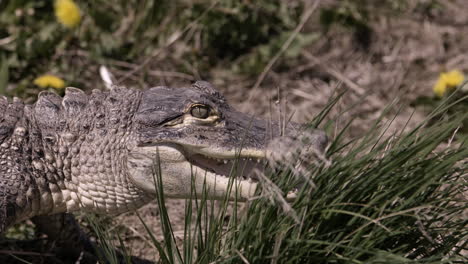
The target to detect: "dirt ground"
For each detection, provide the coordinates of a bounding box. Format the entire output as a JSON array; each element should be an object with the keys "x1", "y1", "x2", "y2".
[{"x1": 109, "y1": 1, "x2": 468, "y2": 261}]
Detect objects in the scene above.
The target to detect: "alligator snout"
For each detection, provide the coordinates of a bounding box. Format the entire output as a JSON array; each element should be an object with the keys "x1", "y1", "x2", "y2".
[{"x1": 266, "y1": 128, "x2": 328, "y2": 167}]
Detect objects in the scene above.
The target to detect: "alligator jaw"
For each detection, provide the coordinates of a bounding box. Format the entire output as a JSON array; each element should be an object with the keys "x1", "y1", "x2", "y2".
[
  {"x1": 186, "y1": 149, "x2": 302, "y2": 201},
  {"x1": 127, "y1": 145, "x2": 265, "y2": 200}
]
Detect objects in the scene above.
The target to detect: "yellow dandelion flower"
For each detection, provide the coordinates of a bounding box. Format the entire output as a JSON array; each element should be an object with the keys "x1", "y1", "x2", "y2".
[
  {"x1": 54, "y1": 0, "x2": 81, "y2": 28},
  {"x1": 433, "y1": 70, "x2": 465, "y2": 97},
  {"x1": 33, "y1": 75, "x2": 66, "y2": 89},
  {"x1": 442, "y1": 70, "x2": 464, "y2": 87},
  {"x1": 433, "y1": 79, "x2": 446, "y2": 98}
]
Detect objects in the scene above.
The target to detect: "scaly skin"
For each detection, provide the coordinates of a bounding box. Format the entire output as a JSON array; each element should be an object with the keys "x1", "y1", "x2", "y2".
[
  {"x1": 0, "y1": 81, "x2": 328, "y2": 233},
  {"x1": 0, "y1": 87, "x2": 151, "y2": 233}
]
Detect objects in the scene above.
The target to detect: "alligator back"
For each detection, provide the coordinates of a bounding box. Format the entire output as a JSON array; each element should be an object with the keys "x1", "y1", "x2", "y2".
[{"x1": 0, "y1": 96, "x2": 30, "y2": 232}]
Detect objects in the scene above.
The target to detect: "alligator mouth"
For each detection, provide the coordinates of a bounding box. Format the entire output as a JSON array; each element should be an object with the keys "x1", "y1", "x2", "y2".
[
  {"x1": 187, "y1": 152, "x2": 263, "y2": 182},
  {"x1": 153, "y1": 142, "x2": 266, "y2": 183},
  {"x1": 184, "y1": 149, "x2": 298, "y2": 201},
  {"x1": 130, "y1": 143, "x2": 265, "y2": 199},
  {"x1": 131, "y1": 143, "x2": 296, "y2": 200},
  {"x1": 181, "y1": 143, "x2": 274, "y2": 199},
  {"x1": 182, "y1": 147, "x2": 266, "y2": 200}
]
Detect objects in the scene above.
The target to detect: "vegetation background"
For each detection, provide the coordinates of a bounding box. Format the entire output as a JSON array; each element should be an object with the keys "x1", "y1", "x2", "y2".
[{"x1": 0, "y1": 0, "x2": 466, "y2": 263}]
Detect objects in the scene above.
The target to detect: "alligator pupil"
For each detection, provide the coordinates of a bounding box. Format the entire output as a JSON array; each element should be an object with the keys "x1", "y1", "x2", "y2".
[{"x1": 191, "y1": 105, "x2": 210, "y2": 119}]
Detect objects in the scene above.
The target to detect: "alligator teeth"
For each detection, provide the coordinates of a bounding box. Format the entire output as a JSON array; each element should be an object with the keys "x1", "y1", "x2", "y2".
[{"x1": 215, "y1": 173, "x2": 227, "y2": 178}]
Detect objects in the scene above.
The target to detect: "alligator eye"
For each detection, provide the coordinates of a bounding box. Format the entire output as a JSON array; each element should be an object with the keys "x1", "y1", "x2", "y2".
[{"x1": 190, "y1": 105, "x2": 211, "y2": 119}]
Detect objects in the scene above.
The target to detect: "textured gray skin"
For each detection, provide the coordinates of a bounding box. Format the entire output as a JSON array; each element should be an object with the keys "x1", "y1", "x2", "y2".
[{"x1": 0, "y1": 81, "x2": 328, "y2": 234}]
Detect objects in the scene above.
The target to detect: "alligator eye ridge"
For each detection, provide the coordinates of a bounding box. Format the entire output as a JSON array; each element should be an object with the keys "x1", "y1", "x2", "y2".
[{"x1": 190, "y1": 105, "x2": 211, "y2": 119}]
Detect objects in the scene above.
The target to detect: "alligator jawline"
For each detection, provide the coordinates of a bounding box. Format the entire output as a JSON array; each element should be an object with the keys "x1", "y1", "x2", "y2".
[
  {"x1": 186, "y1": 152, "x2": 299, "y2": 201},
  {"x1": 187, "y1": 153, "x2": 263, "y2": 182}
]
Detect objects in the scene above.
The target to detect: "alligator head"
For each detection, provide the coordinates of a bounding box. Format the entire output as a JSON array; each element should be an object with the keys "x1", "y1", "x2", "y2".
[{"x1": 126, "y1": 81, "x2": 328, "y2": 201}]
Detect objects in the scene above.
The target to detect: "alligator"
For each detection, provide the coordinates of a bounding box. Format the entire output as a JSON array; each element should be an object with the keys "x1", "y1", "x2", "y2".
[{"x1": 0, "y1": 81, "x2": 327, "y2": 261}]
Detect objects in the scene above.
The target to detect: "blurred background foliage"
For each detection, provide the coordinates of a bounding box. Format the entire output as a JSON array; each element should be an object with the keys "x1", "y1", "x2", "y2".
[
  {"x1": 0, "y1": 0, "x2": 305, "y2": 99},
  {"x1": 2, "y1": 0, "x2": 464, "y2": 133},
  {"x1": 0, "y1": 0, "x2": 445, "y2": 97}
]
